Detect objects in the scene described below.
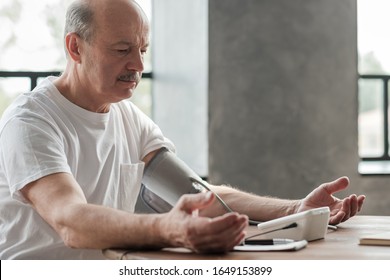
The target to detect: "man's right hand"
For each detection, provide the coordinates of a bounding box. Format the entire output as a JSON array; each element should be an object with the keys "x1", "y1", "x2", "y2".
[{"x1": 158, "y1": 192, "x2": 248, "y2": 253}]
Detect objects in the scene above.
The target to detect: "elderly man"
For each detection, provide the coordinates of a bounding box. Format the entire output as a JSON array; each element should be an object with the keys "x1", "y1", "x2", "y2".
[{"x1": 0, "y1": 0, "x2": 365, "y2": 259}]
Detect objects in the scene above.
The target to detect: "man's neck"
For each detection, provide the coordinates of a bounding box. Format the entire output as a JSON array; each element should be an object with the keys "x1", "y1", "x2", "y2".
[{"x1": 53, "y1": 68, "x2": 111, "y2": 113}]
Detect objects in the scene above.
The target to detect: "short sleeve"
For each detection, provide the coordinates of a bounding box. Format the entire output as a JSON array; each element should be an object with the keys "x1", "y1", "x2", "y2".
[
  {"x1": 125, "y1": 102, "x2": 176, "y2": 157},
  {"x1": 0, "y1": 117, "x2": 71, "y2": 203}
]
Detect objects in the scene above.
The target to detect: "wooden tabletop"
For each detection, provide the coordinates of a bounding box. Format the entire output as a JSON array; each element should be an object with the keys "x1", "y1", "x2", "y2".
[{"x1": 103, "y1": 215, "x2": 390, "y2": 260}]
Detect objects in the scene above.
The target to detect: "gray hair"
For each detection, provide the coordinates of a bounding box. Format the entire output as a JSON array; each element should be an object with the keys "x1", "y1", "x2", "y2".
[{"x1": 64, "y1": 1, "x2": 95, "y2": 43}]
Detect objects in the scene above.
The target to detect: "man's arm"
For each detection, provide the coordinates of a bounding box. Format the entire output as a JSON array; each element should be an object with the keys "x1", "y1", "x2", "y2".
[
  {"x1": 20, "y1": 172, "x2": 165, "y2": 249},
  {"x1": 206, "y1": 185, "x2": 299, "y2": 222},
  {"x1": 20, "y1": 172, "x2": 248, "y2": 253},
  {"x1": 208, "y1": 176, "x2": 364, "y2": 225}
]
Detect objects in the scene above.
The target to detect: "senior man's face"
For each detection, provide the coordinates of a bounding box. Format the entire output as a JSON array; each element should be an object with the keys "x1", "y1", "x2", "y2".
[{"x1": 81, "y1": 2, "x2": 149, "y2": 103}]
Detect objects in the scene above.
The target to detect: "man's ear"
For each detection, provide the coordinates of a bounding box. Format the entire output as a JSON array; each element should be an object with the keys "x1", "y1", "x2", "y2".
[{"x1": 65, "y1": 32, "x2": 83, "y2": 63}]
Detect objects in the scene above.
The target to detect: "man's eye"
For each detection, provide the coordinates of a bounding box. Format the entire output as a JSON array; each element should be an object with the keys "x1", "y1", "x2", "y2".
[{"x1": 118, "y1": 49, "x2": 129, "y2": 54}]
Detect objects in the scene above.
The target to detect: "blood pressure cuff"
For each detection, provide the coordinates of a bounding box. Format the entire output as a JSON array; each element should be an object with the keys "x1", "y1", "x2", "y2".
[{"x1": 140, "y1": 147, "x2": 207, "y2": 213}]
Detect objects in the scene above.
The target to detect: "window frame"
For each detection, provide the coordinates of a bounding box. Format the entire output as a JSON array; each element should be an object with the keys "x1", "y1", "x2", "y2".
[{"x1": 358, "y1": 74, "x2": 390, "y2": 175}]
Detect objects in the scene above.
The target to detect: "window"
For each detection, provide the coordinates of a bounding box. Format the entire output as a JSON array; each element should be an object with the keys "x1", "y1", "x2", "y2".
[
  {"x1": 358, "y1": 0, "x2": 390, "y2": 174},
  {"x1": 0, "y1": 0, "x2": 152, "y2": 116}
]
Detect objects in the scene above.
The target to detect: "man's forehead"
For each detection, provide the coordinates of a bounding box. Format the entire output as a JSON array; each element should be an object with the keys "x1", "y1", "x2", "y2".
[
  {"x1": 110, "y1": 37, "x2": 150, "y2": 48},
  {"x1": 95, "y1": 18, "x2": 148, "y2": 45},
  {"x1": 94, "y1": 2, "x2": 149, "y2": 34}
]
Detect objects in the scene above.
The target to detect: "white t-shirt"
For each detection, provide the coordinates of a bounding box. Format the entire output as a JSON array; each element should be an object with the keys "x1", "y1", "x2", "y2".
[{"x1": 0, "y1": 77, "x2": 174, "y2": 259}]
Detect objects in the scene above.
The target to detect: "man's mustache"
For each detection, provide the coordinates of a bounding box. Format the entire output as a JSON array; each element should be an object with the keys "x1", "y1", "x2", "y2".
[{"x1": 118, "y1": 72, "x2": 141, "y2": 82}]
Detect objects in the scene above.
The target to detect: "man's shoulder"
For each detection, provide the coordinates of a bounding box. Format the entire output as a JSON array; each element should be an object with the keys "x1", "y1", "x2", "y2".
[{"x1": 0, "y1": 78, "x2": 59, "y2": 130}]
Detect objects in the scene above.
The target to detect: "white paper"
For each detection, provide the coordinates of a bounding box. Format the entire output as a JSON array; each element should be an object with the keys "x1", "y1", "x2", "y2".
[{"x1": 233, "y1": 240, "x2": 308, "y2": 251}]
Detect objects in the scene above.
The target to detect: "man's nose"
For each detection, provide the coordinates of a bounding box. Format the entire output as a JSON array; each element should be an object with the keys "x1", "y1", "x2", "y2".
[{"x1": 126, "y1": 51, "x2": 144, "y2": 72}]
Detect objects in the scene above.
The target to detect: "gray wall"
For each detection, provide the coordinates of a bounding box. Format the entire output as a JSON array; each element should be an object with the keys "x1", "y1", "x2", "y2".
[
  {"x1": 209, "y1": 0, "x2": 359, "y2": 196},
  {"x1": 149, "y1": 0, "x2": 390, "y2": 215}
]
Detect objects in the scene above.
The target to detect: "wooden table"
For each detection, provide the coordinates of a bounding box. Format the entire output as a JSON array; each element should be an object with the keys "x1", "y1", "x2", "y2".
[{"x1": 103, "y1": 215, "x2": 390, "y2": 260}]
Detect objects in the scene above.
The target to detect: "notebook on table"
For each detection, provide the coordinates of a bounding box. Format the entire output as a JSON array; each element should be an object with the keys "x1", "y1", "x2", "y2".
[{"x1": 359, "y1": 231, "x2": 390, "y2": 246}]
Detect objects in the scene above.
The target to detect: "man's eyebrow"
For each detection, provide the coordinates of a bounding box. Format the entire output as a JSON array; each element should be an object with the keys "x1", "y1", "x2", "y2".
[
  {"x1": 110, "y1": 41, "x2": 149, "y2": 48},
  {"x1": 110, "y1": 41, "x2": 131, "y2": 47}
]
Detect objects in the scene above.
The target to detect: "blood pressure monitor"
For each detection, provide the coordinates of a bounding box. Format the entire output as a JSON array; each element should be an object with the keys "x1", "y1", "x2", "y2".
[{"x1": 256, "y1": 207, "x2": 330, "y2": 241}]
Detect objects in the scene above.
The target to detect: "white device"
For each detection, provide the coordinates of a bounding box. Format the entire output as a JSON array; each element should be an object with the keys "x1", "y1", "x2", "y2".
[{"x1": 256, "y1": 207, "x2": 330, "y2": 241}]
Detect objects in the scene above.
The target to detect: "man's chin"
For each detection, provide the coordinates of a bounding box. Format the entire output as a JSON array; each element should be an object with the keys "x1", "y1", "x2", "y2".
[
  {"x1": 107, "y1": 89, "x2": 133, "y2": 103},
  {"x1": 115, "y1": 81, "x2": 137, "y2": 95}
]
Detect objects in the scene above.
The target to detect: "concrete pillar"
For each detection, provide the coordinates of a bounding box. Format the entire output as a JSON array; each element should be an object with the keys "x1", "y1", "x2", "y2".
[{"x1": 208, "y1": 0, "x2": 359, "y2": 200}]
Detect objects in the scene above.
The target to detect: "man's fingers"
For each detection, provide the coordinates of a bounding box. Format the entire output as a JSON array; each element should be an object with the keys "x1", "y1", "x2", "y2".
[
  {"x1": 177, "y1": 192, "x2": 215, "y2": 214},
  {"x1": 329, "y1": 210, "x2": 346, "y2": 225},
  {"x1": 321, "y1": 176, "x2": 350, "y2": 195},
  {"x1": 206, "y1": 212, "x2": 248, "y2": 236},
  {"x1": 348, "y1": 194, "x2": 358, "y2": 218},
  {"x1": 189, "y1": 213, "x2": 248, "y2": 253},
  {"x1": 329, "y1": 197, "x2": 355, "y2": 225},
  {"x1": 357, "y1": 195, "x2": 366, "y2": 212}
]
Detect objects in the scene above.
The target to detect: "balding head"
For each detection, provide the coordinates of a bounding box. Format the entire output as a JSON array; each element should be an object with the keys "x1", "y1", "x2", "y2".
[{"x1": 64, "y1": 0, "x2": 148, "y2": 43}]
